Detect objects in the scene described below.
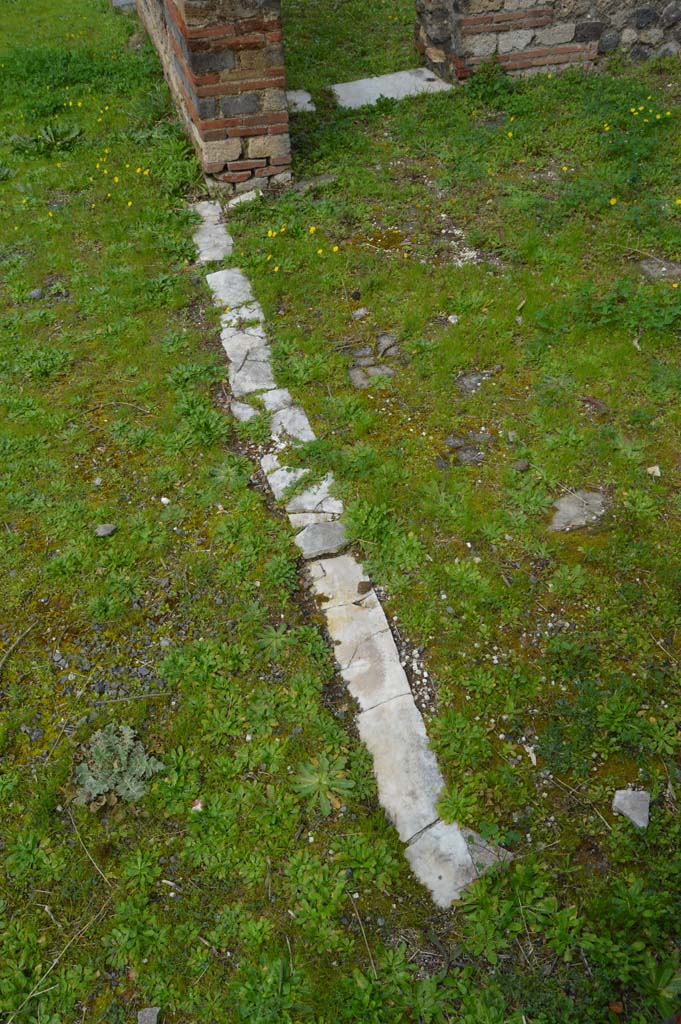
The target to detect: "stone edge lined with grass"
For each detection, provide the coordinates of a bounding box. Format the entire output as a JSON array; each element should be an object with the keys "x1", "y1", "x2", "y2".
[{"x1": 193, "y1": 199, "x2": 509, "y2": 907}]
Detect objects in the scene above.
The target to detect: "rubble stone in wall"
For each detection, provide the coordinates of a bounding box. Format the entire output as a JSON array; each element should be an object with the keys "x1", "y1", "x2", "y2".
[
  {"x1": 498, "y1": 28, "x2": 535, "y2": 51},
  {"x1": 662, "y1": 1, "x2": 681, "y2": 26},
  {"x1": 536, "y1": 22, "x2": 577, "y2": 45}
]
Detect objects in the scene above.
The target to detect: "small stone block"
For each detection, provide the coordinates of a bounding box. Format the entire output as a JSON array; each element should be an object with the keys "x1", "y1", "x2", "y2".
[
  {"x1": 229, "y1": 358, "x2": 275, "y2": 397},
  {"x1": 550, "y1": 490, "x2": 606, "y2": 531},
  {"x1": 206, "y1": 268, "x2": 254, "y2": 309},
  {"x1": 333, "y1": 68, "x2": 453, "y2": 109},
  {"x1": 271, "y1": 404, "x2": 316, "y2": 443},
  {"x1": 406, "y1": 821, "x2": 478, "y2": 907},
  {"x1": 357, "y1": 695, "x2": 444, "y2": 841},
  {"x1": 613, "y1": 789, "x2": 650, "y2": 828},
  {"x1": 261, "y1": 454, "x2": 308, "y2": 500},
  {"x1": 137, "y1": 1010, "x2": 160, "y2": 1024},
  {"x1": 191, "y1": 201, "x2": 233, "y2": 263},
  {"x1": 294, "y1": 521, "x2": 348, "y2": 560},
  {"x1": 220, "y1": 330, "x2": 269, "y2": 362}
]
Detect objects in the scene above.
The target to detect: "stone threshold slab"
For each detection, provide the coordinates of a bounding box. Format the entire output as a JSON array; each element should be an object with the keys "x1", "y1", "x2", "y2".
[{"x1": 332, "y1": 68, "x2": 453, "y2": 110}]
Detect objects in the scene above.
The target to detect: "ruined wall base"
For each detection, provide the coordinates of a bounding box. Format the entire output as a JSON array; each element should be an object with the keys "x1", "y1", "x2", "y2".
[{"x1": 136, "y1": 0, "x2": 291, "y2": 193}]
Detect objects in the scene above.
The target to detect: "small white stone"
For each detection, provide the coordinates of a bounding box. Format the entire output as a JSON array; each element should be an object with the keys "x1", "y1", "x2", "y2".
[
  {"x1": 220, "y1": 330, "x2": 270, "y2": 363},
  {"x1": 227, "y1": 189, "x2": 263, "y2": 208},
  {"x1": 613, "y1": 789, "x2": 650, "y2": 828},
  {"x1": 287, "y1": 89, "x2": 316, "y2": 113},
  {"x1": 231, "y1": 401, "x2": 258, "y2": 422}
]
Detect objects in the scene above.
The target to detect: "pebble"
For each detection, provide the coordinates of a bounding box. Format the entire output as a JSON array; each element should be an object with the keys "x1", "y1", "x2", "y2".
[{"x1": 94, "y1": 524, "x2": 117, "y2": 537}]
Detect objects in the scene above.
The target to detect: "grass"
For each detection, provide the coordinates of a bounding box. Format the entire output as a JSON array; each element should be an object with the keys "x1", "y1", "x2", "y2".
[{"x1": 0, "y1": 1, "x2": 679, "y2": 1022}]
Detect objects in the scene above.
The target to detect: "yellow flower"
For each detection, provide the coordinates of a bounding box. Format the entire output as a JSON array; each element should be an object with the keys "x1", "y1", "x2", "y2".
[
  {"x1": 266, "y1": 254, "x2": 272, "y2": 261},
  {"x1": 333, "y1": 245, "x2": 339, "y2": 252},
  {"x1": 267, "y1": 229, "x2": 275, "y2": 238},
  {"x1": 317, "y1": 248, "x2": 324, "y2": 255},
  {"x1": 48, "y1": 211, "x2": 54, "y2": 217},
  {"x1": 638, "y1": 105, "x2": 644, "y2": 111},
  {"x1": 609, "y1": 197, "x2": 617, "y2": 206},
  {"x1": 507, "y1": 131, "x2": 513, "y2": 138},
  {"x1": 274, "y1": 266, "x2": 280, "y2": 272},
  {"x1": 103, "y1": 169, "x2": 108, "y2": 175},
  {"x1": 630, "y1": 107, "x2": 636, "y2": 113},
  {"x1": 666, "y1": 111, "x2": 671, "y2": 116},
  {"x1": 309, "y1": 226, "x2": 316, "y2": 234},
  {"x1": 676, "y1": 199, "x2": 681, "y2": 205},
  {"x1": 280, "y1": 224, "x2": 286, "y2": 232},
  {"x1": 561, "y1": 165, "x2": 568, "y2": 171},
  {"x1": 673, "y1": 283, "x2": 678, "y2": 289},
  {"x1": 113, "y1": 176, "x2": 119, "y2": 183},
  {"x1": 143, "y1": 169, "x2": 150, "y2": 176},
  {"x1": 127, "y1": 201, "x2": 133, "y2": 207},
  {"x1": 547, "y1": 73, "x2": 553, "y2": 79},
  {"x1": 136, "y1": 167, "x2": 142, "y2": 173}
]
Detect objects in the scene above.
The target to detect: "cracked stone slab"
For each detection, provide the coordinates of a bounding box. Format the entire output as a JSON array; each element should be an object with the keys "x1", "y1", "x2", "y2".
[
  {"x1": 294, "y1": 520, "x2": 348, "y2": 560},
  {"x1": 309, "y1": 554, "x2": 372, "y2": 610},
  {"x1": 288, "y1": 512, "x2": 338, "y2": 529},
  {"x1": 406, "y1": 821, "x2": 477, "y2": 907},
  {"x1": 229, "y1": 358, "x2": 275, "y2": 397},
  {"x1": 192, "y1": 201, "x2": 233, "y2": 263},
  {"x1": 231, "y1": 401, "x2": 257, "y2": 423},
  {"x1": 285, "y1": 475, "x2": 343, "y2": 516},
  {"x1": 550, "y1": 490, "x2": 607, "y2": 531},
  {"x1": 261, "y1": 388, "x2": 293, "y2": 412},
  {"x1": 220, "y1": 330, "x2": 270, "y2": 363},
  {"x1": 221, "y1": 302, "x2": 264, "y2": 327},
  {"x1": 271, "y1": 404, "x2": 316, "y2": 443},
  {"x1": 613, "y1": 789, "x2": 650, "y2": 828},
  {"x1": 333, "y1": 67, "x2": 453, "y2": 110},
  {"x1": 206, "y1": 268, "x2": 254, "y2": 309},
  {"x1": 287, "y1": 89, "x2": 316, "y2": 113},
  {"x1": 357, "y1": 694, "x2": 444, "y2": 840},
  {"x1": 261, "y1": 453, "x2": 308, "y2": 500},
  {"x1": 326, "y1": 602, "x2": 411, "y2": 711}
]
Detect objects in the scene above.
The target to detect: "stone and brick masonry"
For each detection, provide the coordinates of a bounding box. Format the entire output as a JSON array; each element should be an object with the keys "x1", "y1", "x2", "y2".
[
  {"x1": 135, "y1": 0, "x2": 291, "y2": 192},
  {"x1": 136, "y1": 0, "x2": 680, "y2": 190},
  {"x1": 416, "y1": 0, "x2": 681, "y2": 79}
]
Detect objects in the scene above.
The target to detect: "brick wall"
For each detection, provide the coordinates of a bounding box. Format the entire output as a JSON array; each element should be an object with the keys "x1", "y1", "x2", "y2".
[
  {"x1": 416, "y1": 1, "x2": 681, "y2": 79},
  {"x1": 136, "y1": 0, "x2": 291, "y2": 192}
]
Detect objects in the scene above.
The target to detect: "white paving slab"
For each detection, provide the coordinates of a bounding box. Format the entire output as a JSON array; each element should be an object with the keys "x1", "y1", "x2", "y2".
[
  {"x1": 191, "y1": 201, "x2": 233, "y2": 263},
  {"x1": 309, "y1": 554, "x2": 372, "y2": 610},
  {"x1": 220, "y1": 329, "x2": 270, "y2": 363},
  {"x1": 285, "y1": 475, "x2": 343, "y2": 516},
  {"x1": 357, "y1": 694, "x2": 444, "y2": 841},
  {"x1": 271, "y1": 404, "x2": 316, "y2": 443},
  {"x1": 206, "y1": 267, "x2": 254, "y2": 308},
  {"x1": 333, "y1": 67, "x2": 453, "y2": 110},
  {"x1": 231, "y1": 401, "x2": 258, "y2": 423},
  {"x1": 406, "y1": 821, "x2": 477, "y2": 908},
  {"x1": 261, "y1": 388, "x2": 292, "y2": 412},
  {"x1": 261, "y1": 454, "x2": 308, "y2": 500},
  {"x1": 221, "y1": 302, "x2": 264, "y2": 327},
  {"x1": 228, "y1": 188, "x2": 262, "y2": 209},
  {"x1": 289, "y1": 512, "x2": 338, "y2": 529},
  {"x1": 295, "y1": 520, "x2": 348, "y2": 560},
  {"x1": 327, "y1": 607, "x2": 411, "y2": 712},
  {"x1": 287, "y1": 89, "x2": 316, "y2": 113},
  {"x1": 229, "y1": 358, "x2": 276, "y2": 396}
]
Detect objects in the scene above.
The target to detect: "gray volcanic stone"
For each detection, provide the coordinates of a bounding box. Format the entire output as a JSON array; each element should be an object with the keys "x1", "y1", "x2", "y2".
[
  {"x1": 294, "y1": 521, "x2": 348, "y2": 560},
  {"x1": 29, "y1": 288, "x2": 44, "y2": 300},
  {"x1": 95, "y1": 524, "x2": 116, "y2": 537},
  {"x1": 357, "y1": 695, "x2": 443, "y2": 842},
  {"x1": 574, "y1": 20, "x2": 605, "y2": 42},
  {"x1": 633, "y1": 6, "x2": 659, "y2": 28},
  {"x1": 137, "y1": 1010, "x2": 160, "y2": 1024},
  {"x1": 550, "y1": 490, "x2": 606, "y2": 531},
  {"x1": 599, "y1": 28, "x2": 620, "y2": 51},
  {"x1": 661, "y1": 1, "x2": 681, "y2": 26},
  {"x1": 613, "y1": 789, "x2": 650, "y2": 828},
  {"x1": 640, "y1": 258, "x2": 681, "y2": 282}
]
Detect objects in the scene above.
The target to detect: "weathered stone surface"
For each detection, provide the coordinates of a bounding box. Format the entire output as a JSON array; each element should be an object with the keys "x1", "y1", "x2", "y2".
[
  {"x1": 349, "y1": 367, "x2": 371, "y2": 389},
  {"x1": 599, "y1": 27, "x2": 621, "y2": 50},
  {"x1": 357, "y1": 695, "x2": 444, "y2": 841},
  {"x1": 633, "y1": 5, "x2": 659, "y2": 28},
  {"x1": 261, "y1": 388, "x2": 292, "y2": 412},
  {"x1": 271, "y1": 405, "x2": 316, "y2": 442},
  {"x1": 536, "y1": 22, "x2": 576, "y2": 45},
  {"x1": 221, "y1": 301, "x2": 264, "y2": 327},
  {"x1": 406, "y1": 821, "x2": 477, "y2": 907},
  {"x1": 575, "y1": 20, "x2": 605, "y2": 42},
  {"x1": 95, "y1": 524, "x2": 116, "y2": 537},
  {"x1": 231, "y1": 401, "x2": 257, "y2": 422},
  {"x1": 550, "y1": 490, "x2": 607, "y2": 531},
  {"x1": 191, "y1": 201, "x2": 233, "y2": 263},
  {"x1": 613, "y1": 789, "x2": 650, "y2": 828},
  {"x1": 229, "y1": 357, "x2": 275, "y2": 396},
  {"x1": 285, "y1": 475, "x2": 343, "y2": 516},
  {"x1": 640, "y1": 257, "x2": 681, "y2": 282},
  {"x1": 468, "y1": 32, "x2": 498, "y2": 56},
  {"x1": 662, "y1": 0, "x2": 681, "y2": 27},
  {"x1": 498, "y1": 29, "x2": 535, "y2": 53},
  {"x1": 294, "y1": 521, "x2": 348, "y2": 559},
  {"x1": 462, "y1": 828, "x2": 513, "y2": 873},
  {"x1": 288, "y1": 512, "x2": 337, "y2": 528},
  {"x1": 220, "y1": 330, "x2": 269, "y2": 363},
  {"x1": 261, "y1": 454, "x2": 308, "y2": 499},
  {"x1": 309, "y1": 554, "x2": 372, "y2": 610},
  {"x1": 137, "y1": 1010, "x2": 160, "y2": 1024},
  {"x1": 333, "y1": 68, "x2": 453, "y2": 109},
  {"x1": 206, "y1": 268, "x2": 254, "y2": 309},
  {"x1": 287, "y1": 89, "x2": 316, "y2": 113}
]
